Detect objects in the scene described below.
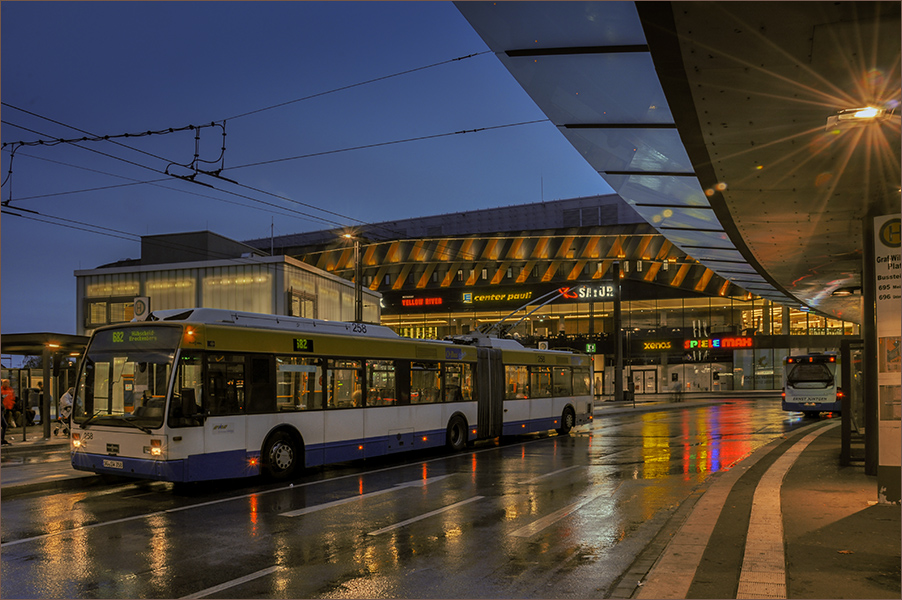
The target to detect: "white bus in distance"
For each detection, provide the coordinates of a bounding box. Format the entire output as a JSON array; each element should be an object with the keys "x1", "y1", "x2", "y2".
[
  {"x1": 781, "y1": 352, "x2": 842, "y2": 418},
  {"x1": 71, "y1": 308, "x2": 593, "y2": 482}
]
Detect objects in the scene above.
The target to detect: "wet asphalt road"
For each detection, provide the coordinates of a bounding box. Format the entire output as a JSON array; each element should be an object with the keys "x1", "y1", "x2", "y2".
[{"x1": 1, "y1": 399, "x2": 806, "y2": 599}]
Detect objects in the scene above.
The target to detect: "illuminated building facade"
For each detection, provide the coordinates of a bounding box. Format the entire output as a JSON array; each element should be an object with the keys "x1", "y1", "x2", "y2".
[
  {"x1": 244, "y1": 196, "x2": 859, "y2": 396},
  {"x1": 74, "y1": 231, "x2": 382, "y2": 336}
]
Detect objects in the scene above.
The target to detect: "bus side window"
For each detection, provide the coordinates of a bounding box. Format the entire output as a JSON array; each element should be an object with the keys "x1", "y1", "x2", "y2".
[
  {"x1": 443, "y1": 362, "x2": 472, "y2": 402},
  {"x1": 553, "y1": 367, "x2": 572, "y2": 396},
  {"x1": 411, "y1": 362, "x2": 441, "y2": 404},
  {"x1": 207, "y1": 354, "x2": 245, "y2": 416},
  {"x1": 329, "y1": 360, "x2": 362, "y2": 408},
  {"x1": 530, "y1": 366, "x2": 553, "y2": 398},
  {"x1": 505, "y1": 365, "x2": 529, "y2": 399},
  {"x1": 276, "y1": 357, "x2": 323, "y2": 411}
]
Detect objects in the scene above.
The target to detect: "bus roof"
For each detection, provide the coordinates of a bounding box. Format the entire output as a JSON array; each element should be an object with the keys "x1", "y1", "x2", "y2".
[
  {"x1": 144, "y1": 308, "x2": 403, "y2": 339},
  {"x1": 139, "y1": 308, "x2": 539, "y2": 352}
]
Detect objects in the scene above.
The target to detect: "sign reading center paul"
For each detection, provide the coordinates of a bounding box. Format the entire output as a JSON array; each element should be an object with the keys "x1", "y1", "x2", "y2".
[{"x1": 383, "y1": 283, "x2": 617, "y2": 314}]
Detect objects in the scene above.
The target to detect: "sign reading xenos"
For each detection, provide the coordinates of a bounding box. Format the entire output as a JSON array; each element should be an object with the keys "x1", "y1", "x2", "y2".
[{"x1": 643, "y1": 340, "x2": 673, "y2": 351}]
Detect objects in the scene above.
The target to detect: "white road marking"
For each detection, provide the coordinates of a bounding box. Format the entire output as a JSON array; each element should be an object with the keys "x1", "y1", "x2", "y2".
[
  {"x1": 180, "y1": 566, "x2": 280, "y2": 599},
  {"x1": 367, "y1": 496, "x2": 484, "y2": 536},
  {"x1": 280, "y1": 475, "x2": 452, "y2": 517},
  {"x1": 517, "y1": 465, "x2": 582, "y2": 485},
  {"x1": 736, "y1": 421, "x2": 839, "y2": 600},
  {"x1": 510, "y1": 483, "x2": 620, "y2": 538}
]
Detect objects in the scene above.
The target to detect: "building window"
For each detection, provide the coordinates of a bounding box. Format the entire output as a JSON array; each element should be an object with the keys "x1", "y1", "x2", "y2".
[
  {"x1": 481, "y1": 268, "x2": 488, "y2": 280},
  {"x1": 84, "y1": 297, "x2": 134, "y2": 329}
]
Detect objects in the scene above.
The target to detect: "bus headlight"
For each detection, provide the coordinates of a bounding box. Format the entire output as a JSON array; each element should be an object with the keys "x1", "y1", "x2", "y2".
[
  {"x1": 72, "y1": 433, "x2": 82, "y2": 449},
  {"x1": 145, "y1": 439, "x2": 164, "y2": 457}
]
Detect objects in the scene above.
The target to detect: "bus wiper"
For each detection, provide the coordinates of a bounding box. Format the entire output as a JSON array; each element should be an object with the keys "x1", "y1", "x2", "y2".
[
  {"x1": 119, "y1": 417, "x2": 153, "y2": 434},
  {"x1": 79, "y1": 410, "x2": 107, "y2": 429}
]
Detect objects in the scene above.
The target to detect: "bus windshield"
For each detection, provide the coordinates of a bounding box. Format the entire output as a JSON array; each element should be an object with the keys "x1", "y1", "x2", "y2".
[
  {"x1": 74, "y1": 326, "x2": 183, "y2": 431},
  {"x1": 786, "y1": 362, "x2": 834, "y2": 389}
]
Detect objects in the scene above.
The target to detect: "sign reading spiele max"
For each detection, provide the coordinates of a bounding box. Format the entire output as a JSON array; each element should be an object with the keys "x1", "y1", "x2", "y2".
[{"x1": 684, "y1": 337, "x2": 753, "y2": 349}]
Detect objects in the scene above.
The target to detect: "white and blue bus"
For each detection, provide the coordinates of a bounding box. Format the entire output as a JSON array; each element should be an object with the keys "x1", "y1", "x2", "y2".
[
  {"x1": 782, "y1": 353, "x2": 842, "y2": 417},
  {"x1": 71, "y1": 308, "x2": 593, "y2": 482}
]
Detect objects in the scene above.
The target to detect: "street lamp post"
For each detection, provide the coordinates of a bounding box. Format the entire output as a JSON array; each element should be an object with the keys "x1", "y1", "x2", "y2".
[{"x1": 343, "y1": 234, "x2": 363, "y2": 323}]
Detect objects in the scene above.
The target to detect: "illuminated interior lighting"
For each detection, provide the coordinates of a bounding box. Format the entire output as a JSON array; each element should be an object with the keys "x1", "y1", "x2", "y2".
[
  {"x1": 853, "y1": 107, "x2": 880, "y2": 119},
  {"x1": 825, "y1": 106, "x2": 888, "y2": 131}
]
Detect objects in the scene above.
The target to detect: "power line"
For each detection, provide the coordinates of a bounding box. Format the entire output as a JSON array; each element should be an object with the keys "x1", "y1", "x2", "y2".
[
  {"x1": 224, "y1": 51, "x2": 491, "y2": 121},
  {"x1": 226, "y1": 120, "x2": 549, "y2": 171},
  {"x1": 1, "y1": 118, "x2": 343, "y2": 228}
]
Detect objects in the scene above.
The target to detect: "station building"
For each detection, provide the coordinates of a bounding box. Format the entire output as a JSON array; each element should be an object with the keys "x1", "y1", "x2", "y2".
[
  {"x1": 241, "y1": 195, "x2": 859, "y2": 397},
  {"x1": 74, "y1": 231, "x2": 382, "y2": 335}
]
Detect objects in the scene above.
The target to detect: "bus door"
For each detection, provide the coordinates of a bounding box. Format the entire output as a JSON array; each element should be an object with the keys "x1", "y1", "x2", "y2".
[
  {"x1": 323, "y1": 359, "x2": 365, "y2": 462},
  {"x1": 199, "y1": 354, "x2": 248, "y2": 479}
]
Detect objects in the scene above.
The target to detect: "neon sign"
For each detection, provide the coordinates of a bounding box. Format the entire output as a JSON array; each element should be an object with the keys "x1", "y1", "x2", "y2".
[
  {"x1": 463, "y1": 291, "x2": 533, "y2": 304},
  {"x1": 684, "y1": 337, "x2": 753, "y2": 350},
  {"x1": 559, "y1": 285, "x2": 615, "y2": 300},
  {"x1": 401, "y1": 297, "x2": 443, "y2": 307},
  {"x1": 643, "y1": 341, "x2": 673, "y2": 351}
]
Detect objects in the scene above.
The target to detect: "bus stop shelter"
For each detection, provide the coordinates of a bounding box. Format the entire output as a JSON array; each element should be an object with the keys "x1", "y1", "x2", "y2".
[{"x1": 1, "y1": 333, "x2": 89, "y2": 438}]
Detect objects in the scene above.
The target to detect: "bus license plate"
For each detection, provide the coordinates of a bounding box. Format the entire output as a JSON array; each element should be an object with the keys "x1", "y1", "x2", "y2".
[{"x1": 103, "y1": 459, "x2": 124, "y2": 469}]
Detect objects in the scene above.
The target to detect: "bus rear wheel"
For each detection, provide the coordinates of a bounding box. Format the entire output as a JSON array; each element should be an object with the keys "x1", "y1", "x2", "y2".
[
  {"x1": 264, "y1": 431, "x2": 301, "y2": 480},
  {"x1": 557, "y1": 407, "x2": 575, "y2": 435},
  {"x1": 446, "y1": 416, "x2": 468, "y2": 452}
]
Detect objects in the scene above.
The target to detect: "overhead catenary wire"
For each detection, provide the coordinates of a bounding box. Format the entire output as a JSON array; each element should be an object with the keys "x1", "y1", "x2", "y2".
[
  {"x1": 223, "y1": 51, "x2": 491, "y2": 121},
  {"x1": 1, "y1": 119, "x2": 349, "y2": 229},
  {"x1": 1, "y1": 49, "x2": 513, "y2": 239},
  {"x1": 1, "y1": 49, "x2": 543, "y2": 266},
  {"x1": 225, "y1": 120, "x2": 548, "y2": 171}
]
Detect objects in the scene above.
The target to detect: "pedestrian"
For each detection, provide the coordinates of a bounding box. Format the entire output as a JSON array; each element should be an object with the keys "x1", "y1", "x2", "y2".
[
  {"x1": 2, "y1": 379, "x2": 16, "y2": 445},
  {"x1": 33, "y1": 381, "x2": 44, "y2": 425},
  {"x1": 57, "y1": 387, "x2": 74, "y2": 436}
]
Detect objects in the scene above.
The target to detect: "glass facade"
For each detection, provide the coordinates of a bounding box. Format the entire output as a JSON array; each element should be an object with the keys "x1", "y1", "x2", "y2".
[
  {"x1": 76, "y1": 257, "x2": 381, "y2": 335},
  {"x1": 202, "y1": 265, "x2": 273, "y2": 313},
  {"x1": 381, "y1": 294, "x2": 858, "y2": 394}
]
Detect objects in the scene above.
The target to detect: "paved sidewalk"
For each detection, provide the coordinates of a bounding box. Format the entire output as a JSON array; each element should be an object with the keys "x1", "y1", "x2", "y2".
[
  {"x1": 628, "y1": 421, "x2": 900, "y2": 600},
  {"x1": 0, "y1": 427, "x2": 90, "y2": 494}
]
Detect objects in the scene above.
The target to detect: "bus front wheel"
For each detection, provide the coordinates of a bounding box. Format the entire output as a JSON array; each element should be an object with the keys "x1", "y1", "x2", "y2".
[{"x1": 264, "y1": 431, "x2": 301, "y2": 480}]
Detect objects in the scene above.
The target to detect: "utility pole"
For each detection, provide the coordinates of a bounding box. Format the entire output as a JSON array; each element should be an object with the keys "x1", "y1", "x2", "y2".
[
  {"x1": 343, "y1": 234, "x2": 363, "y2": 323},
  {"x1": 613, "y1": 262, "x2": 623, "y2": 403}
]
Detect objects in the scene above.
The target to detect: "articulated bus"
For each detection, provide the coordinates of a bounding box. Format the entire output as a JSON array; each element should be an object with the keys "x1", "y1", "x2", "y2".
[
  {"x1": 782, "y1": 353, "x2": 842, "y2": 417},
  {"x1": 71, "y1": 308, "x2": 593, "y2": 482}
]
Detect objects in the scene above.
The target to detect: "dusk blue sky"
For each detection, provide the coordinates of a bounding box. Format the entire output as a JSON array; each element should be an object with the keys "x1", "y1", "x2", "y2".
[{"x1": 1, "y1": 1, "x2": 613, "y2": 339}]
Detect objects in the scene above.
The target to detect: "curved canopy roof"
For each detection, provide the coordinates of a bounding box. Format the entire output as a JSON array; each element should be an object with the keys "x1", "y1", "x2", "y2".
[{"x1": 456, "y1": 1, "x2": 901, "y2": 323}]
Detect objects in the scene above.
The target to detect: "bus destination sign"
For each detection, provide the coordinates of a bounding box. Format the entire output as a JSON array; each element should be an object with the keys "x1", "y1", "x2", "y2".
[{"x1": 293, "y1": 338, "x2": 315, "y2": 352}]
